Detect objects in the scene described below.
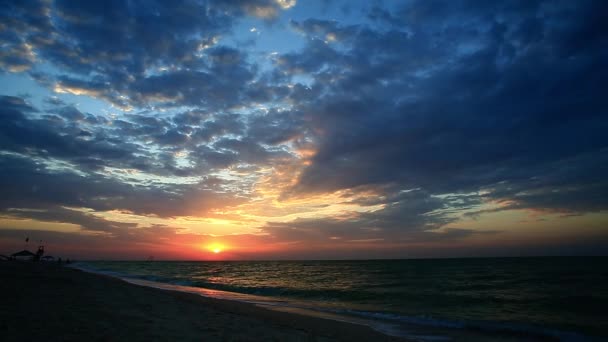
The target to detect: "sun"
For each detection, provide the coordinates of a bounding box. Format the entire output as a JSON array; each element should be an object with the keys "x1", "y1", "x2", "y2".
[{"x1": 207, "y1": 243, "x2": 224, "y2": 254}]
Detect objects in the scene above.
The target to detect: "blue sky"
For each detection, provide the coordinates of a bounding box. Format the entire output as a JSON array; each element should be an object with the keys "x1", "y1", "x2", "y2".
[{"x1": 0, "y1": 0, "x2": 607, "y2": 259}]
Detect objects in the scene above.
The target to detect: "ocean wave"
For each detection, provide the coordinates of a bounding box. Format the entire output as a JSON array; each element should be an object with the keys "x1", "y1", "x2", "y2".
[
  {"x1": 333, "y1": 310, "x2": 596, "y2": 341},
  {"x1": 73, "y1": 259, "x2": 608, "y2": 341}
]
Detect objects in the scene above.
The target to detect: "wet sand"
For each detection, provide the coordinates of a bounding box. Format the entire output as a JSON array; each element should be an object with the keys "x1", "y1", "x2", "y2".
[{"x1": 0, "y1": 261, "x2": 405, "y2": 341}]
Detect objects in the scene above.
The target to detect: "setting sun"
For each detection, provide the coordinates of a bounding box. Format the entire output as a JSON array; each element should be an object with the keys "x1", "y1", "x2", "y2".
[{"x1": 207, "y1": 243, "x2": 225, "y2": 254}]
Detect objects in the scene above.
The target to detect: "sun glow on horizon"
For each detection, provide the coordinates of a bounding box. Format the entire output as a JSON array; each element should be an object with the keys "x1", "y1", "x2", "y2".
[{"x1": 207, "y1": 243, "x2": 225, "y2": 254}]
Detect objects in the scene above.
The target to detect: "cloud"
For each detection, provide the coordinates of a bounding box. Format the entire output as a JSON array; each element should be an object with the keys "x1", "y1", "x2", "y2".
[
  {"x1": 246, "y1": 108, "x2": 306, "y2": 145},
  {"x1": 0, "y1": 0, "x2": 295, "y2": 110},
  {"x1": 277, "y1": 1, "x2": 608, "y2": 218},
  {"x1": 1, "y1": 94, "x2": 300, "y2": 179},
  {"x1": 0, "y1": 0, "x2": 51, "y2": 72},
  {"x1": 0, "y1": 95, "x2": 151, "y2": 173},
  {"x1": 261, "y1": 187, "x2": 490, "y2": 245},
  {"x1": 2, "y1": 207, "x2": 137, "y2": 233},
  {"x1": 0, "y1": 152, "x2": 245, "y2": 218}
]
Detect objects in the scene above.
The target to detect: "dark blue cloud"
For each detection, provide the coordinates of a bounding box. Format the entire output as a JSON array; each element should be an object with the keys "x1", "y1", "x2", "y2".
[
  {"x1": 0, "y1": 0, "x2": 292, "y2": 109},
  {"x1": 0, "y1": 94, "x2": 292, "y2": 179},
  {"x1": 279, "y1": 0, "x2": 608, "y2": 218},
  {"x1": 0, "y1": 95, "x2": 148, "y2": 172},
  {"x1": 0, "y1": 152, "x2": 245, "y2": 218}
]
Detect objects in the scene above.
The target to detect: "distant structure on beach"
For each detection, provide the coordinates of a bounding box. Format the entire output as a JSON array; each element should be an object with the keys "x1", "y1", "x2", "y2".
[
  {"x1": 8, "y1": 244, "x2": 46, "y2": 262},
  {"x1": 11, "y1": 250, "x2": 36, "y2": 261},
  {"x1": 34, "y1": 245, "x2": 44, "y2": 261},
  {"x1": 5, "y1": 238, "x2": 66, "y2": 262}
]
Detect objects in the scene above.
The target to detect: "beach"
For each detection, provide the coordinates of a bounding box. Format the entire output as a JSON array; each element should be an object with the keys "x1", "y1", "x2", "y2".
[{"x1": 0, "y1": 261, "x2": 403, "y2": 342}]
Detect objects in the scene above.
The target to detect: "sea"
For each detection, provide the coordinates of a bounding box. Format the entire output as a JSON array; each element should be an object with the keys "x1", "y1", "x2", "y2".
[{"x1": 72, "y1": 257, "x2": 608, "y2": 341}]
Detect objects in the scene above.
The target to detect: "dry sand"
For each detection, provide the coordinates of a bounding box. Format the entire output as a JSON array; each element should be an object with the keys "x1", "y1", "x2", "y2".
[{"x1": 0, "y1": 261, "x2": 406, "y2": 341}]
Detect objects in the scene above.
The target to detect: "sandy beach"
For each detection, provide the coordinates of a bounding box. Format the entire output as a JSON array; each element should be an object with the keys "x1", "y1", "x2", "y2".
[{"x1": 0, "y1": 261, "x2": 405, "y2": 342}]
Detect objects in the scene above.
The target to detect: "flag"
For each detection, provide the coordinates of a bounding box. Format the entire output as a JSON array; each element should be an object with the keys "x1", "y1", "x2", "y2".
[{"x1": 25, "y1": 237, "x2": 29, "y2": 243}]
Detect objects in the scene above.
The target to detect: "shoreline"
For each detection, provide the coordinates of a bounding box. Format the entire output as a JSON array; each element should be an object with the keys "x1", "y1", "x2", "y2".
[
  {"x1": 0, "y1": 261, "x2": 405, "y2": 341},
  {"x1": 73, "y1": 260, "x2": 604, "y2": 341}
]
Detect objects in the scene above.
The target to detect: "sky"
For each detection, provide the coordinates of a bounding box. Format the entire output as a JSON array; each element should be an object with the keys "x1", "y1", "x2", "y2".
[{"x1": 0, "y1": 0, "x2": 607, "y2": 260}]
